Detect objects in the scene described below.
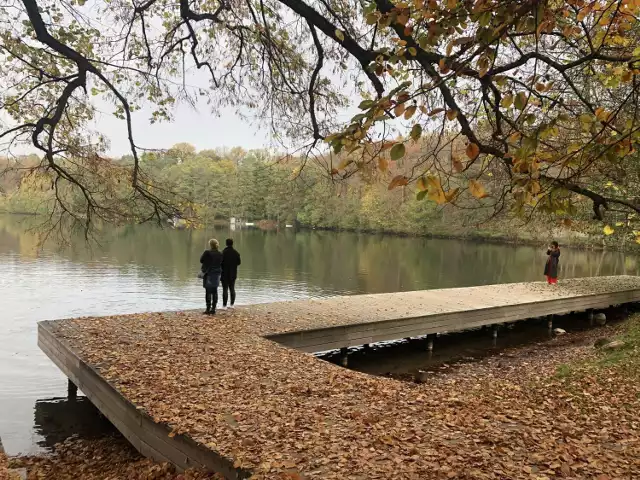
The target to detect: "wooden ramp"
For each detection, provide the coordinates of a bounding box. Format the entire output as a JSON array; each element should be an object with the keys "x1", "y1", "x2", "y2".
[
  {"x1": 37, "y1": 276, "x2": 640, "y2": 478},
  {"x1": 259, "y1": 276, "x2": 640, "y2": 352}
]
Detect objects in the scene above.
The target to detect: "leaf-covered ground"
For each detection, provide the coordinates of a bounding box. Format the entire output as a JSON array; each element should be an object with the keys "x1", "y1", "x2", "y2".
[
  {"x1": 6, "y1": 436, "x2": 221, "y2": 480},
  {"x1": 38, "y1": 284, "x2": 640, "y2": 479}
]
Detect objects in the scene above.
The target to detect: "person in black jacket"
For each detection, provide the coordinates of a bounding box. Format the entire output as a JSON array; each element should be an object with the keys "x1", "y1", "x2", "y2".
[
  {"x1": 221, "y1": 238, "x2": 241, "y2": 308},
  {"x1": 200, "y1": 238, "x2": 222, "y2": 314}
]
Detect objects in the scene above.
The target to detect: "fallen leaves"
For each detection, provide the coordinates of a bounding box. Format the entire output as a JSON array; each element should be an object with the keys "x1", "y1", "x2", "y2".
[
  {"x1": 7, "y1": 437, "x2": 222, "y2": 480},
  {"x1": 42, "y1": 278, "x2": 640, "y2": 479}
]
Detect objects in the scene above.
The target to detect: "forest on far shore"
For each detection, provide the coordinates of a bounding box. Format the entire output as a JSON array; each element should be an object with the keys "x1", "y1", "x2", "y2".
[{"x1": 0, "y1": 143, "x2": 630, "y2": 249}]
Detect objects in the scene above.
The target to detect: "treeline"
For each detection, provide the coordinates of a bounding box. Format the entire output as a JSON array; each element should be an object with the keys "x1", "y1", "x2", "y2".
[{"x1": 0, "y1": 145, "x2": 620, "y2": 248}]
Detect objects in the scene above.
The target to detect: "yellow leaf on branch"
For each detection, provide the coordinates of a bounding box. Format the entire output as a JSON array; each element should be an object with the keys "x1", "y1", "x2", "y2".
[{"x1": 469, "y1": 179, "x2": 488, "y2": 199}]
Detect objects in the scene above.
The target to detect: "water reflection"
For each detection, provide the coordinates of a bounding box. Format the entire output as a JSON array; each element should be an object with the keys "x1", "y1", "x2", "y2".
[
  {"x1": 0, "y1": 214, "x2": 638, "y2": 454},
  {"x1": 34, "y1": 397, "x2": 116, "y2": 450}
]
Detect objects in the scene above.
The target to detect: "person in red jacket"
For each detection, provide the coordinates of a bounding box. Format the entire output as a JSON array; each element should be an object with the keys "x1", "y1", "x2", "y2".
[{"x1": 544, "y1": 241, "x2": 560, "y2": 285}]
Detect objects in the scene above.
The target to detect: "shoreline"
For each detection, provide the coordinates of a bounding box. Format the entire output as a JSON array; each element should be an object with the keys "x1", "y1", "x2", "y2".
[
  {"x1": 0, "y1": 211, "x2": 629, "y2": 253},
  {"x1": 294, "y1": 223, "x2": 616, "y2": 252}
]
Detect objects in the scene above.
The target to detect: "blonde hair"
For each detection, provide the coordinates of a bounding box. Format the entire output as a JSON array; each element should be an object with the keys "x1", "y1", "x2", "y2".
[{"x1": 208, "y1": 238, "x2": 219, "y2": 250}]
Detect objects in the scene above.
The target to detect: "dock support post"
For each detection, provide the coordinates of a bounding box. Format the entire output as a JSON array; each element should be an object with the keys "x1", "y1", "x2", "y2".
[
  {"x1": 588, "y1": 309, "x2": 594, "y2": 326},
  {"x1": 68, "y1": 379, "x2": 77, "y2": 401},
  {"x1": 548, "y1": 315, "x2": 554, "y2": 336},
  {"x1": 363, "y1": 343, "x2": 371, "y2": 353},
  {"x1": 339, "y1": 348, "x2": 348, "y2": 367},
  {"x1": 492, "y1": 325, "x2": 498, "y2": 347},
  {"x1": 426, "y1": 334, "x2": 434, "y2": 360}
]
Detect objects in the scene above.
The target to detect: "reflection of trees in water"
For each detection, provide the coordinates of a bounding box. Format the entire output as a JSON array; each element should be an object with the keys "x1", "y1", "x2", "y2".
[
  {"x1": 0, "y1": 216, "x2": 637, "y2": 294},
  {"x1": 0, "y1": 215, "x2": 41, "y2": 257},
  {"x1": 34, "y1": 397, "x2": 116, "y2": 450}
]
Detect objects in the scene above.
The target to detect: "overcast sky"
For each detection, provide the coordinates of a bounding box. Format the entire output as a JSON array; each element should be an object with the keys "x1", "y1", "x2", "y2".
[{"x1": 94, "y1": 99, "x2": 272, "y2": 157}]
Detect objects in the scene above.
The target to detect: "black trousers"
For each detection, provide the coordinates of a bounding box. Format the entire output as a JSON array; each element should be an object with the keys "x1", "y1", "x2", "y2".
[
  {"x1": 222, "y1": 277, "x2": 236, "y2": 306},
  {"x1": 205, "y1": 288, "x2": 218, "y2": 311}
]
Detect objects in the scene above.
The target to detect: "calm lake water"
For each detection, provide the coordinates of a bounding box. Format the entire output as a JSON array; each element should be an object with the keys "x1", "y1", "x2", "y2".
[{"x1": 1, "y1": 214, "x2": 639, "y2": 454}]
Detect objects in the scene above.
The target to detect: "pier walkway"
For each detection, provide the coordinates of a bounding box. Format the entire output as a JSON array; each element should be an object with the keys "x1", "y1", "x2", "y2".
[{"x1": 38, "y1": 276, "x2": 640, "y2": 478}]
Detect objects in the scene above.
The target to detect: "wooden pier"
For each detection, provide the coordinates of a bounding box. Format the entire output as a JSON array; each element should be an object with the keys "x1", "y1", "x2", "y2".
[{"x1": 37, "y1": 276, "x2": 640, "y2": 478}]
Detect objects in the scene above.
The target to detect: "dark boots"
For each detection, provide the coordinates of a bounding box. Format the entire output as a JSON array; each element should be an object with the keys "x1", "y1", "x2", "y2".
[{"x1": 204, "y1": 289, "x2": 217, "y2": 315}]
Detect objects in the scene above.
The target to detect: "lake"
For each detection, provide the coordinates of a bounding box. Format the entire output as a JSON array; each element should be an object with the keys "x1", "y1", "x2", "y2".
[{"x1": 0, "y1": 214, "x2": 638, "y2": 455}]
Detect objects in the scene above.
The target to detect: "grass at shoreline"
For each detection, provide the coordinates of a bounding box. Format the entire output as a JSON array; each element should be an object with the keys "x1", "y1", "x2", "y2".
[{"x1": 555, "y1": 313, "x2": 640, "y2": 379}]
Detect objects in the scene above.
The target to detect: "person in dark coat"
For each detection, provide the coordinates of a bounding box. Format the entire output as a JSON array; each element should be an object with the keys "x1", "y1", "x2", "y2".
[
  {"x1": 200, "y1": 238, "x2": 222, "y2": 314},
  {"x1": 221, "y1": 238, "x2": 241, "y2": 308},
  {"x1": 544, "y1": 241, "x2": 560, "y2": 285}
]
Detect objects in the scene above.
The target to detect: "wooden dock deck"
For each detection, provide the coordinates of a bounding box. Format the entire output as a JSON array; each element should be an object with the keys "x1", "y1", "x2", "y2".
[{"x1": 38, "y1": 276, "x2": 640, "y2": 478}]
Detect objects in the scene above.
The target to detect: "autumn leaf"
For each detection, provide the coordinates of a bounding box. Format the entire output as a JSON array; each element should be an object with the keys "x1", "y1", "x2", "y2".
[
  {"x1": 603, "y1": 225, "x2": 614, "y2": 235},
  {"x1": 469, "y1": 179, "x2": 488, "y2": 199},
  {"x1": 465, "y1": 143, "x2": 480, "y2": 160},
  {"x1": 394, "y1": 103, "x2": 406, "y2": 117},
  {"x1": 530, "y1": 180, "x2": 541, "y2": 195},
  {"x1": 338, "y1": 158, "x2": 352, "y2": 170},
  {"x1": 429, "y1": 108, "x2": 445, "y2": 116},
  {"x1": 567, "y1": 143, "x2": 581, "y2": 154},
  {"x1": 439, "y1": 58, "x2": 450, "y2": 74},
  {"x1": 446, "y1": 109, "x2": 458, "y2": 121},
  {"x1": 500, "y1": 94, "x2": 513, "y2": 108},
  {"x1": 577, "y1": 8, "x2": 588, "y2": 22},
  {"x1": 426, "y1": 176, "x2": 447, "y2": 204},
  {"x1": 335, "y1": 29, "x2": 345, "y2": 41},
  {"x1": 404, "y1": 105, "x2": 417, "y2": 119},
  {"x1": 445, "y1": 187, "x2": 460, "y2": 202},
  {"x1": 390, "y1": 143, "x2": 406, "y2": 160},
  {"x1": 388, "y1": 174, "x2": 409, "y2": 190},
  {"x1": 514, "y1": 92, "x2": 527, "y2": 110},
  {"x1": 377, "y1": 157, "x2": 388, "y2": 172},
  {"x1": 358, "y1": 100, "x2": 375, "y2": 110},
  {"x1": 416, "y1": 176, "x2": 428, "y2": 191},
  {"x1": 508, "y1": 132, "x2": 521, "y2": 144},
  {"x1": 452, "y1": 157, "x2": 464, "y2": 172},
  {"x1": 579, "y1": 113, "x2": 593, "y2": 126},
  {"x1": 410, "y1": 124, "x2": 423, "y2": 141},
  {"x1": 446, "y1": 41, "x2": 454, "y2": 56}
]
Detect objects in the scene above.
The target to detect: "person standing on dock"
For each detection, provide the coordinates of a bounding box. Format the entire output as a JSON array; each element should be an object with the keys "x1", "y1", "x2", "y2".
[
  {"x1": 544, "y1": 241, "x2": 560, "y2": 285},
  {"x1": 200, "y1": 239, "x2": 223, "y2": 315},
  {"x1": 221, "y1": 238, "x2": 241, "y2": 309}
]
